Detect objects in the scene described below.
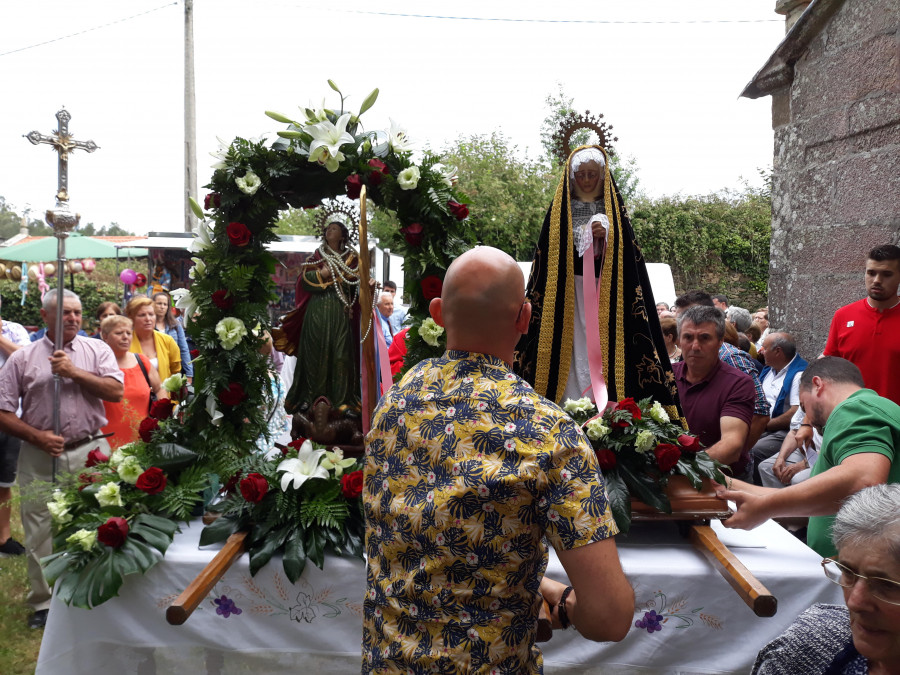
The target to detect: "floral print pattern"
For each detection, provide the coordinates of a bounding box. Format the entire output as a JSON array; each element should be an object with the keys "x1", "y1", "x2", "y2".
[{"x1": 363, "y1": 351, "x2": 618, "y2": 673}]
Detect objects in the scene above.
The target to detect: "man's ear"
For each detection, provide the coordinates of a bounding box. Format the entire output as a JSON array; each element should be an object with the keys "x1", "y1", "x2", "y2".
[
  {"x1": 516, "y1": 302, "x2": 531, "y2": 334},
  {"x1": 429, "y1": 297, "x2": 444, "y2": 327}
]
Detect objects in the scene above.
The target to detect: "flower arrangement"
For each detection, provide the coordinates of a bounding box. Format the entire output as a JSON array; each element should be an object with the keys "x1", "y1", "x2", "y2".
[
  {"x1": 200, "y1": 440, "x2": 364, "y2": 581},
  {"x1": 563, "y1": 397, "x2": 726, "y2": 533}
]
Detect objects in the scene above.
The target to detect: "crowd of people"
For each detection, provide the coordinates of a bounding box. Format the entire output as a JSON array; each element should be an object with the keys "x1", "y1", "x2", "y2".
[{"x1": 0, "y1": 288, "x2": 192, "y2": 629}]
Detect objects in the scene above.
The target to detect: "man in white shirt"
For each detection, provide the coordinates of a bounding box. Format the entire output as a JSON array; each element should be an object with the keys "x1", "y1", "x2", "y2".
[{"x1": 751, "y1": 332, "x2": 808, "y2": 484}]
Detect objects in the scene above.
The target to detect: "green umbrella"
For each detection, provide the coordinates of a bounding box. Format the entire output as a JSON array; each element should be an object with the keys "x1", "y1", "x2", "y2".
[{"x1": 0, "y1": 232, "x2": 147, "y2": 262}]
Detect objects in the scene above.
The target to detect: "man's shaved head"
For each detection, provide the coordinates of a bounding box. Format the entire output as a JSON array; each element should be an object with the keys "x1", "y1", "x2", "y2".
[{"x1": 431, "y1": 246, "x2": 528, "y2": 362}]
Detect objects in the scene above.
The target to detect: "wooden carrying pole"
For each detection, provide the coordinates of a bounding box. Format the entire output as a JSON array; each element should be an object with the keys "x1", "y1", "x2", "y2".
[
  {"x1": 690, "y1": 524, "x2": 777, "y2": 617},
  {"x1": 357, "y1": 186, "x2": 377, "y2": 426},
  {"x1": 166, "y1": 531, "x2": 247, "y2": 625}
]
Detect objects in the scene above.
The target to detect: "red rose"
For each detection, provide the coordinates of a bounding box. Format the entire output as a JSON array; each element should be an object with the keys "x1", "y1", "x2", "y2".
[
  {"x1": 138, "y1": 417, "x2": 159, "y2": 443},
  {"x1": 596, "y1": 448, "x2": 617, "y2": 470},
  {"x1": 190, "y1": 349, "x2": 200, "y2": 359},
  {"x1": 211, "y1": 289, "x2": 234, "y2": 310},
  {"x1": 219, "y1": 382, "x2": 247, "y2": 407},
  {"x1": 240, "y1": 473, "x2": 269, "y2": 503},
  {"x1": 149, "y1": 399, "x2": 176, "y2": 420},
  {"x1": 97, "y1": 516, "x2": 129, "y2": 548},
  {"x1": 368, "y1": 158, "x2": 389, "y2": 174},
  {"x1": 615, "y1": 397, "x2": 642, "y2": 421},
  {"x1": 346, "y1": 174, "x2": 363, "y2": 199},
  {"x1": 221, "y1": 471, "x2": 241, "y2": 494},
  {"x1": 226, "y1": 222, "x2": 252, "y2": 247},
  {"x1": 78, "y1": 472, "x2": 102, "y2": 490},
  {"x1": 135, "y1": 466, "x2": 167, "y2": 494},
  {"x1": 654, "y1": 443, "x2": 682, "y2": 472},
  {"x1": 340, "y1": 471, "x2": 364, "y2": 499},
  {"x1": 447, "y1": 200, "x2": 469, "y2": 220},
  {"x1": 367, "y1": 159, "x2": 389, "y2": 186},
  {"x1": 677, "y1": 433, "x2": 701, "y2": 453},
  {"x1": 421, "y1": 275, "x2": 443, "y2": 302},
  {"x1": 204, "y1": 193, "x2": 221, "y2": 209},
  {"x1": 85, "y1": 447, "x2": 109, "y2": 468},
  {"x1": 401, "y1": 222, "x2": 424, "y2": 246}
]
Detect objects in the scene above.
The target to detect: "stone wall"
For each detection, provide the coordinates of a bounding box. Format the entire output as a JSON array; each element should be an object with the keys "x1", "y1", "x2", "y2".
[{"x1": 768, "y1": 0, "x2": 900, "y2": 358}]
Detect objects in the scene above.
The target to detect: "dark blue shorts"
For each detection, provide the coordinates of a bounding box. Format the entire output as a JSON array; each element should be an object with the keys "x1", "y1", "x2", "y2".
[{"x1": 0, "y1": 431, "x2": 21, "y2": 488}]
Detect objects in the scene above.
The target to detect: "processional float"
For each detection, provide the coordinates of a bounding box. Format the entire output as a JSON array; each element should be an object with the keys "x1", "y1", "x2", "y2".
[
  {"x1": 24, "y1": 108, "x2": 99, "y2": 482},
  {"x1": 169, "y1": 115, "x2": 776, "y2": 626}
]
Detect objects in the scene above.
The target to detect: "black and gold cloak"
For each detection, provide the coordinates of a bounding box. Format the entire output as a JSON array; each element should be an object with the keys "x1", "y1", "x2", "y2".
[{"x1": 513, "y1": 146, "x2": 684, "y2": 424}]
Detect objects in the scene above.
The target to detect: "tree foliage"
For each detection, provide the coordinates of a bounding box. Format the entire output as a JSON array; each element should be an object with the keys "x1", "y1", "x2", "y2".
[
  {"x1": 439, "y1": 132, "x2": 554, "y2": 261},
  {"x1": 630, "y1": 179, "x2": 772, "y2": 309}
]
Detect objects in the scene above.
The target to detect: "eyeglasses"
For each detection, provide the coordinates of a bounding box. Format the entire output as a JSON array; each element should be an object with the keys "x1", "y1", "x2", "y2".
[{"x1": 822, "y1": 558, "x2": 900, "y2": 605}]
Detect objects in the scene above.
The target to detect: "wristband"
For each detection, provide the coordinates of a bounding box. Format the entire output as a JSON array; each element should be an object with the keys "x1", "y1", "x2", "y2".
[
  {"x1": 558, "y1": 585, "x2": 574, "y2": 629},
  {"x1": 799, "y1": 423, "x2": 812, "y2": 428}
]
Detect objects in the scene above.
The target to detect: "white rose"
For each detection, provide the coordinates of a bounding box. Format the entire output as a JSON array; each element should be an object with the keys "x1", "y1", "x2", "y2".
[{"x1": 397, "y1": 166, "x2": 421, "y2": 190}]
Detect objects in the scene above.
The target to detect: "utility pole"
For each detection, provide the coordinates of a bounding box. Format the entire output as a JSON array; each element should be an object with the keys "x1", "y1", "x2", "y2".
[{"x1": 184, "y1": 0, "x2": 198, "y2": 232}]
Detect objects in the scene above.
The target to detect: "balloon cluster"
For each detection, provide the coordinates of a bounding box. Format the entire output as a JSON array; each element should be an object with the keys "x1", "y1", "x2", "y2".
[
  {"x1": 119, "y1": 268, "x2": 147, "y2": 288},
  {"x1": 0, "y1": 258, "x2": 96, "y2": 282}
]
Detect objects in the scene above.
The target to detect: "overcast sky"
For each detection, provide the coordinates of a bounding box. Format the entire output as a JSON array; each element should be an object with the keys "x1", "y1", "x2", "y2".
[{"x1": 0, "y1": 0, "x2": 785, "y2": 236}]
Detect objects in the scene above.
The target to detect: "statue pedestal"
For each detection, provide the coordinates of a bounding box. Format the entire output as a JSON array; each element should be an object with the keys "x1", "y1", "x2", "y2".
[{"x1": 631, "y1": 475, "x2": 732, "y2": 523}]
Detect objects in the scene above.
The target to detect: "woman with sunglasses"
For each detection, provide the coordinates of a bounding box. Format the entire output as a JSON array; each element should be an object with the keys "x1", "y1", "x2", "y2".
[{"x1": 753, "y1": 484, "x2": 900, "y2": 674}]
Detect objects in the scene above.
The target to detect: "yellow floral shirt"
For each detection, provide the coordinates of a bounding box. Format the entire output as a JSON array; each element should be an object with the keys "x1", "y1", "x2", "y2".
[{"x1": 363, "y1": 351, "x2": 618, "y2": 674}]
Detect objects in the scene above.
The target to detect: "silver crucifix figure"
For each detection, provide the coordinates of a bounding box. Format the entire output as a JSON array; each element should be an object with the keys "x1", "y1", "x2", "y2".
[{"x1": 24, "y1": 107, "x2": 99, "y2": 481}]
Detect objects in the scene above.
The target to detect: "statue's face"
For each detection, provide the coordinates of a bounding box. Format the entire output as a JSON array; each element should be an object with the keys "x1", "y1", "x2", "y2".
[
  {"x1": 325, "y1": 223, "x2": 343, "y2": 249},
  {"x1": 573, "y1": 161, "x2": 602, "y2": 199}
]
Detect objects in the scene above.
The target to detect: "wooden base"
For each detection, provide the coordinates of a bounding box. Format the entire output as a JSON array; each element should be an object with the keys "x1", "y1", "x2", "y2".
[{"x1": 630, "y1": 475, "x2": 732, "y2": 522}]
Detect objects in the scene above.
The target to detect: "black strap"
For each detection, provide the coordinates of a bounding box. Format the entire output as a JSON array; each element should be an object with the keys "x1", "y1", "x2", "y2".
[
  {"x1": 134, "y1": 354, "x2": 152, "y2": 388},
  {"x1": 558, "y1": 585, "x2": 574, "y2": 630}
]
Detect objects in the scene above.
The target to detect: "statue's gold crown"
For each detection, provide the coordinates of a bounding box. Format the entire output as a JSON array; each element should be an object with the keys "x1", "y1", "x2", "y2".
[
  {"x1": 552, "y1": 110, "x2": 618, "y2": 165},
  {"x1": 314, "y1": 199, "x2": 360, "y2": 244}
]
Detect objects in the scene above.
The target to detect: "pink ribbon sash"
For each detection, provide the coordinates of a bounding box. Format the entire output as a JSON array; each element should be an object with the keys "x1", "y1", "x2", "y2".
[{"x1": 581, "y1": 240, "x2": 608, "y2": 412}]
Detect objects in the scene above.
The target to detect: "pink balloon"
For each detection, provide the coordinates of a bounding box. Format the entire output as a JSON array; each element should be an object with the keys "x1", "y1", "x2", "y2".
[
  {"x1": 120, "y1": 269, "x2": 137, "y2": 285},
  {"x1": 82, "y1": 259, "x2": 96, "y2": 273}
]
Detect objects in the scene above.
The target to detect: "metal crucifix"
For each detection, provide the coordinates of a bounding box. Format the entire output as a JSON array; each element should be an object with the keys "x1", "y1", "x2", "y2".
[{"x1": 24, "y1": 107, "x2": 99, "y2": 481}]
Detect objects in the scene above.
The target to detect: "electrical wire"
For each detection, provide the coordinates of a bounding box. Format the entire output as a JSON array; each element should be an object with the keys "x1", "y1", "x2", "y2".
[{"x1": 0, "y1": 2, "x2": 178, "y2": 58}]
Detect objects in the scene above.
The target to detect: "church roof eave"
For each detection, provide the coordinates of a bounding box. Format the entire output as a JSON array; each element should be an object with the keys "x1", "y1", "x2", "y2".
[{"x1": 740, "y1": 0, "x2": 847, "y2": 99}]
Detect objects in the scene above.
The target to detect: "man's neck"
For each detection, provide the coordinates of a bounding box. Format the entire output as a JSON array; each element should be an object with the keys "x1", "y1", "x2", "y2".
[
  {"x1": 684, "y1": 362, "x2": 716, "y2": 385},
  {"x1": 445, "y1": 341, "x2": 513, "y2": 367},
  {"x1": 866, "y1": 295, "x2": 900, "y2": 312}
]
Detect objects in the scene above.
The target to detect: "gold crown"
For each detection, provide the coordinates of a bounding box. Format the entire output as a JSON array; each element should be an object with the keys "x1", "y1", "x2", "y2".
[
  {"x1": 314, "y1": 199, "x2": 360, "y2": 244},
  {"x1": 551, "y1": 110, "x2": 618, "y2": 165}
]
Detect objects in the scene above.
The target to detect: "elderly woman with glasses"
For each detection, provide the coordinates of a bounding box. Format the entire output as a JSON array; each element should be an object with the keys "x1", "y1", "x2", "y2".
[{"x1": 752, "y1": 484, "x2": 900, "y2": 674}]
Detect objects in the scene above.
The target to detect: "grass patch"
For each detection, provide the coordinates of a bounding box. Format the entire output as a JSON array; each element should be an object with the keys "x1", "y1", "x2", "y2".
[{"x1": 0, "y1": 488, "x2": 43, "y2": 675}]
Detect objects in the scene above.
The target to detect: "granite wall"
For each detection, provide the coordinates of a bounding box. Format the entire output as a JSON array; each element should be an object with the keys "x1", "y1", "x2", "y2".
[{"x1": 768, "y1": 0, "x2": 900, "y2": 358}]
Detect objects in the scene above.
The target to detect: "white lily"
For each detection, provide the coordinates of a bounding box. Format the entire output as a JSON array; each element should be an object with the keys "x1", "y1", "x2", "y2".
[
  {"x1": 188, "y1": 257, "x2": 206, "y2": 280},
  {"x1": 171, "y1": 288, "x2": 198, "y2": 320},
  {"x1": 304, "y1": 98, "x2": 329, "y2": 124},
  {"x1": 321, "y1": 447, "x2": 356, "y2": 477},
  {"x1": 210, "y1": 136, "x2": 231, "y2": 169},
  {"x1": 304, "y1": 112, "x2": 354, "y2": 173},
  {"x1": 387, "y1": 118, "x2": 414, "y2": 152},
  {"x1": 432, "y1": 162, "x2": 458, "y2": 187},
  {"x1": 189, "y1": 221, "x2": 214, "y2": 253},
  {"x1": 277, "y1": 440, "x2": 328, "y2": 491},
  {"x1": 206, "y1": 395, "x2": 224, "y2": 426}
]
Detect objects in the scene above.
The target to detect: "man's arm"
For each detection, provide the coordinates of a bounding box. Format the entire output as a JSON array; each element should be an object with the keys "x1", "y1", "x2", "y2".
[
  {"x1": 718, "y1": 452, "x2": 890, "y2": 530},
  {"x1": 50, "y1": 351, "x2": 123, "y2": 402},
  {"x1": 766, "y1": 404, "x2": 798, "y2": 432},
  {"x1": 705, "y1": 416, "x2": 749, "y2": 465},
  {"x1": 550, "y1": 538, "x2": 634, "y2": 642},
  {"x1": 745, "y1": 414, "x2": 769, "y2": 450},
  {"x1": 0, "y1": 410, "x2": 65, "y2": 456}
]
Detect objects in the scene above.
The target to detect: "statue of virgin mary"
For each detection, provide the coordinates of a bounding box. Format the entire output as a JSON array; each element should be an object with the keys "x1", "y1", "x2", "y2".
[{"x1": 514, "y1": 145, "x2": 684, "y2": 424}]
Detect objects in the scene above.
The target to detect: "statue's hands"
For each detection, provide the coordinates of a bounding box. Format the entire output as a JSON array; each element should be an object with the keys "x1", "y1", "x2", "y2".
[{"x1": 319, "y1": 265, "x2": 332, "y2": 281}]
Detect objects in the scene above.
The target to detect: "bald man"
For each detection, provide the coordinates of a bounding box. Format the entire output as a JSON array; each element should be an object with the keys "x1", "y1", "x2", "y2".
[{"x1": 362, "y1": 247, "x2": 633, "y2": 674}]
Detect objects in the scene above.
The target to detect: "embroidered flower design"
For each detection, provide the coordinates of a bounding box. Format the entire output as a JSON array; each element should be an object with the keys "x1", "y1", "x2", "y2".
[
  {"x1": 289, "y1": 592, "x2": 317, "y2": 623},
  {"x1": 214, "y1": 595, "x2": 243, "y2": 618},
  {"x1": 635, "y1": 610, "x2": 664, "y2": 633}
]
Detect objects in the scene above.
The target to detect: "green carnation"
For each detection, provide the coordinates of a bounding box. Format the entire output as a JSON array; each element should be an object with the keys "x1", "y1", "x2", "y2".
[
  {"x1": 216, "y1": 317, "x2": 248, "y2": 351},
  {"x1": 419, "y1": 318, "x2": 445, "y2": 347},
  {"x1": 585, "y1": 418, "x2": 610, "y2": 441},
  {"x1": 96, "y1": 482, "x2": 124, "y2": 508},
  {"x1": 66, "y1": 528, "x2": 97, "y2": 552},
  {"x1": 649, "y1": 401, "x2": 670, "y2": 424},
  {"x1": 563, "y1": 397, "x2": 595, "y2": 416},
  {"x1": 635, "y1": 430, "x2": 656, "y2": 453},
  {"x1": 48, "y1": 501, "x2": 72, "y2": 525},
  {"x1": 117, "y1": 456, "x2": 144, "y2": 485},
  {"x1": 162, "y1": 374, "x2": 188, "y2": 393}
]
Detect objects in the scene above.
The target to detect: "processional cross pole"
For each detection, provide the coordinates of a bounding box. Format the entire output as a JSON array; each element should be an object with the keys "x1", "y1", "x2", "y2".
[{"x1": 24, "y1": 108, "x2": 99, "y2": 481}]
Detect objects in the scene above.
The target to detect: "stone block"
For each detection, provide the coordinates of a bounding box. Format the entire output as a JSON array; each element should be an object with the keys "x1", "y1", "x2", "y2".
[
  {"x1": 824, "y1": 0, "x2": 900, "y2": 51},
  {"x1": 852, "y1": 121, "x2": 900, "y2": 153},
  {"x1": 849, "y1": 92, "x2": 900, "y2": 135},
  {"x1": 790, "y1": 165, "x2": 838, "y2": 228},
  {"x1": 772, "y1": 91, "x2": 792, "y2": 128},
  {"x1": 792, "y1": 34, "x2": 899, "y2": 119},
  {"x1": 798, "y1": 107, "x2": 849, "y2": 147},
  {"x1": 834, "y1": 150, "x2": 900, "y2": 222}
]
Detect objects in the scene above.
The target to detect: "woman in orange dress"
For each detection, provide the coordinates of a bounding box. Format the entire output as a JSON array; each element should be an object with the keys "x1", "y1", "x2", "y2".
[{"x1": 100, "y1": 315, "x2": 168, "y2": 448}]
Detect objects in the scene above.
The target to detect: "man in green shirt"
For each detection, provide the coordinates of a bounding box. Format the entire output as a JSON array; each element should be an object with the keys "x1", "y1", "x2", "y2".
[{"x1": 717, "y1": 357, "x2": 900, "y2": 557}]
